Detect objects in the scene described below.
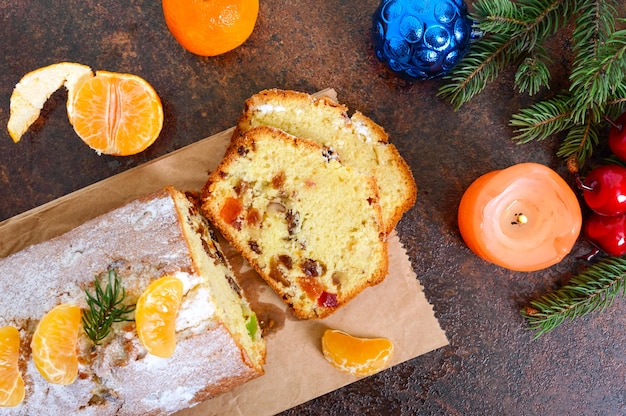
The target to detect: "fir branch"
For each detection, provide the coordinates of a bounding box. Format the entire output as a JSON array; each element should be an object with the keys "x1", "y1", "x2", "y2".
[
  {"x1": 438, "y1": 32, "x2": 523, "y2": 109},
  {"x1": 82, "y1": 268, "x2": 135, "y2": 345},
  {"x1": 509, "y1": 95, "x2": 574, "y2": 142},
  {"x1": 517, "y1": 0, "x2": 574, "y2": 48},
  {"x1": 472, "y1": 0, "x2": 527, "y2": 35},
  {"x1": 522, "y1": 256, "x2": 626, "y2": 339},
  {"x1": 571, "y1": 0, "x2": 616, "y2": 56},
  {"x1": 569, "y1": 27, "x2": 626, "y2": 124},
  {"x1": 556, "y1": 120, "x2": 600, "y2": 167},
  {"x1": 439, "y1": 0, "x2": 573, "y2": 109},
  {"x1": 514, "y1": 47, "x2": 551, "y2": 95},
  {"x1": 447, "y1": 0, "x2": 625, "y2": 168}
]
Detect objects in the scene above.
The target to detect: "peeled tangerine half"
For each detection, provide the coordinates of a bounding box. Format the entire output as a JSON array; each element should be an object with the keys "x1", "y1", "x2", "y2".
[
  {"x1": 0, "y1": 326, "x2": 25, "y2": 407},
  {"x1": 135, "y1": 276, "x2": 184, "y2": 358},
  {"x1": 67, "y1": 70, "x2": 164, "y2": 156},
  {"x1": 458, "y1": 163, "x2": 582, "y2": 272},
  {"x1": 321, "y1": 329, "x2": 394, "y2": 377},
  {"x1": 31, "y1": 304, "x2": 82, "y2": 385}
]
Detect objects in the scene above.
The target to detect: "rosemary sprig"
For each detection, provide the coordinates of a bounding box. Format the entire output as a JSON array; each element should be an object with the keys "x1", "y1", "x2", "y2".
[
  {"x1": 522, "y1": 256, "x2": 626, "y2": 339},
  {"x1": 82, "y1": 268, "x2": 135, "y2": 345}
]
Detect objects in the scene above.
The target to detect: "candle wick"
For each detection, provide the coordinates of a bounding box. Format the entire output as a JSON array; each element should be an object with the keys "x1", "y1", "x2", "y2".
[{"x1": 511, "y1": 213, "x2": 528, "y2": 225}]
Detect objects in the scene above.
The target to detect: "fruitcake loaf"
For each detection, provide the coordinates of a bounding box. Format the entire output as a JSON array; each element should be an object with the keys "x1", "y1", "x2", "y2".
[
  {"x1": 233, "y1": 88, "x2": 417, "y2": 234},
  {"x1": 0, "y1": 187, "x2": 265, "y2": 415},
  {"x1": 201, "y1": 126, "x2": 389, "y2": 319}
]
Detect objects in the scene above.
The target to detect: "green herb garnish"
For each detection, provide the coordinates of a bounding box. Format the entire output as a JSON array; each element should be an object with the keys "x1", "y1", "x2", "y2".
[{"x1": 82, "y1": 268, "x2": 135, "y2": 345}]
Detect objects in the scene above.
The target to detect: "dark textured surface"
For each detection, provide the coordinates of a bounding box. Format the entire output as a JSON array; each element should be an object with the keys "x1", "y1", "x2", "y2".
[{"x1": 0, "y1": 1, "x2": 624, "y2": 415}]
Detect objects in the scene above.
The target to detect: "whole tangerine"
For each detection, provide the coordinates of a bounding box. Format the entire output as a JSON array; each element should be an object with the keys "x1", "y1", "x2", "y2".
[{"x1": 162, "y1": 0, "x2": 259, "y2": 56}]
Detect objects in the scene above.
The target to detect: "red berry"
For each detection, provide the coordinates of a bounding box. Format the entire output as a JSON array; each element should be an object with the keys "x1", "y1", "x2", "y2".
[
  {"x1": 608, "y1": 112, "x2": 626, "y2": 161},
  {"x1": 579, "y1": 164, "x2": 626, "y2": 216},
  {"x1": 583, "y1": 212, "x2": 626, "y2": 256}
]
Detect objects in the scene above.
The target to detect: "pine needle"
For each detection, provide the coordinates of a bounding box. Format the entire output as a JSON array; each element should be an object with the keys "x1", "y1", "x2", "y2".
[
  {"x1": 82, "y1": 268, "x2": 135, "y2": 345},
  {"x1": 522, "y1": 256, "x2": 626, "y2": 339}
]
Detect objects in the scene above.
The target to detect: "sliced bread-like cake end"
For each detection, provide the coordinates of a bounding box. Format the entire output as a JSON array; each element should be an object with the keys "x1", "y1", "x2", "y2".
[
  {"x1": 0, "y1": 186, "x2": 265, "y2": 415},
  {"x1": 233, "y1": 88, "x2": 417, "y2": 234},
  {"x1": 201, "y1": 126, "x2": 389, "y2": 319},
  {"x1": 173, "y1": 190, "x2": 266, "y2": 371}
]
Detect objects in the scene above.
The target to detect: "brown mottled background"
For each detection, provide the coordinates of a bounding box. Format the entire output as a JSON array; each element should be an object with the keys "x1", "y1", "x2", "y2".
[{"x1": 0, "y1": 1, "x2": 624, "y2": 415}]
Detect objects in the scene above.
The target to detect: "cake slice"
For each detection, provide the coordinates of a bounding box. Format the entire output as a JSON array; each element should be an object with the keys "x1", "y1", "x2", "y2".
[
  {"x1": 233, "y1": 88, "x2": 417, "y2": 234},
  {"x1": 0, "y1": 187, "x2": 265, "y2": 415},
  {"x1": 201, "y1": 126, "x2": 389, "y2": 319}
]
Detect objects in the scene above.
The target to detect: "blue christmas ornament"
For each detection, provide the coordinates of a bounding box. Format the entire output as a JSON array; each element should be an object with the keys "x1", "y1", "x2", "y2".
[{"x1": 372, "y1": 0, "x2": 474, "y2": 80}]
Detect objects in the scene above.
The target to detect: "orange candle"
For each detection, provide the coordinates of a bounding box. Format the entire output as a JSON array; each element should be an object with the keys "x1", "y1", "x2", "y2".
[{"x1": 458, "y1": 163, "x2": 582, "y2": 272}]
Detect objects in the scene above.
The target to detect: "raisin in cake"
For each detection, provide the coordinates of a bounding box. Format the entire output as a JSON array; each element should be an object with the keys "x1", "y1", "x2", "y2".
[
  {"x1": 0, "y1": 187, "x2": 265, "y2": 415},
  {"x1": 201, "y1": 126, "x2": 389, "y2": 319},
  {"x1": 233, "y1": 88, "x2": 417, "y2": 234}
]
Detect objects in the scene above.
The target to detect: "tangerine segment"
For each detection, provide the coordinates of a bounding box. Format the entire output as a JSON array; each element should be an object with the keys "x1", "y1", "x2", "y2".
[
  {"x1": 31, "y1": 304, "x2": 81, "y2": 385},
  {"x1": 135, "y1": 276, "x2": 184, "y2": 358},
  {"x1": 162, "y1": 0, "x2": 259, "y2": 56},
  {"x1": 321, "y1": 329, "x2": 394, "y2": 377},
  {"x1": 7, "y1": 62, "x2": 93, "y2": 142},
  {"x1": 0, "y1": 326, "x2": 25, "y2": 407},
  {"x1": 68, "y1": 70, "x2": 163, "y2": 156}
]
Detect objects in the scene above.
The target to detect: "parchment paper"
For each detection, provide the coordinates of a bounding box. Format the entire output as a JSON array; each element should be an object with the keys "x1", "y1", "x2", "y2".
[{"x1": 0, "y1": 89, "x2": 448, "y2": 415}]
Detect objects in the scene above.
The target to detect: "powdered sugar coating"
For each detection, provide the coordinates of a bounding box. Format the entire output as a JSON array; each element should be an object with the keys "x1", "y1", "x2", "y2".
[{"x1": 0, "y1": 193, "x2": 187, "y2": 322}]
